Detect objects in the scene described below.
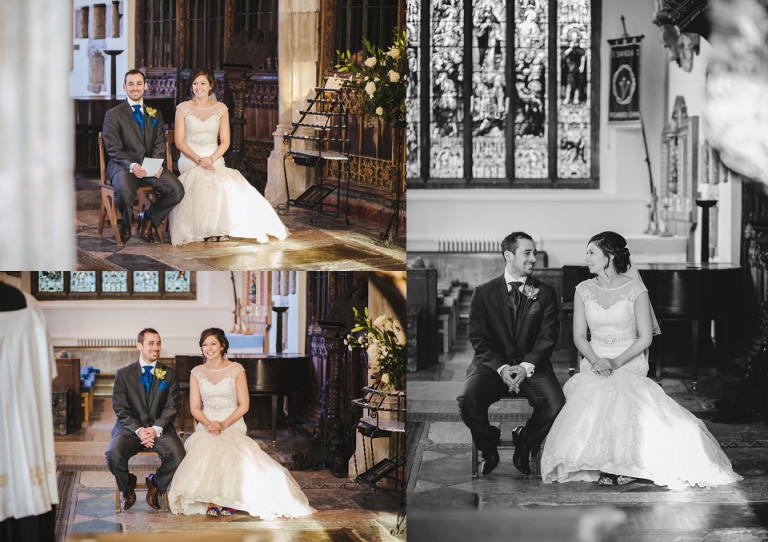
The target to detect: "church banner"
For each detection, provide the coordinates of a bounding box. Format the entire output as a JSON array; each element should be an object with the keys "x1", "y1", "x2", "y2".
[{"x1": 608, "y1": 36, "x2": 643, "y2": 123}]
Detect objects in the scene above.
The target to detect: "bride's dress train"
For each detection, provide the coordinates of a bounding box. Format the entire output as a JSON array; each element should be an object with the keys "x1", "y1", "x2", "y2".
[
  {"x1": 168, "y1": 363, "x2": 314, "y2": 518},
  {"x1": 540, "y1": 278, "x2": 742, "y2": 490},
  {"x1": 169, "y1": 101, "x2": 288, "y2": 246}
]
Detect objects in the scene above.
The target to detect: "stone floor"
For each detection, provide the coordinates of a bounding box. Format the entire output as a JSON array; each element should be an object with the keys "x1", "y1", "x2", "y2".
[
  {"x1": 75, "y1": 176, "x2": 405, "y2": 271},
  {"x1": 406, "y1": 332, "x2": 768, "y2": 542},
  {"x1": 55, "y1": 397, "x2": 404, "y2": 541}
]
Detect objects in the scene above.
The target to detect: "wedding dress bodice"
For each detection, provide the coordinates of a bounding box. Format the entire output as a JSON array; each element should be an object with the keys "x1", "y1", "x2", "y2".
[
  {"x1": 576, "y1": 278, "x2": 649, "y2": 376},
  {"x1": 192, "y1": 362, "x2": 246, "y2": 433},
  {"x1": 176, "y1": 101, "x2": 227, "y2": 172}
]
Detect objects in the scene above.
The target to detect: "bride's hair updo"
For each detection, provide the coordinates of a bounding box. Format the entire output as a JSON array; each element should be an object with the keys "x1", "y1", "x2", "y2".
[
  {"x1": 588, "y1": 231, "x2": 631, "y2": 274},
  {"x1": 189, "y1": 68, "x2": 216, "y2": 96},
  {"x1": 199, "y1": 327, "x2": 229, "y2": 356}
]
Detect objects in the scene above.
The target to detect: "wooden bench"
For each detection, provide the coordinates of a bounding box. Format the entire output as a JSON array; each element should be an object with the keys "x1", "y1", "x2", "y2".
[{"x1": 114, "y1": 450, "x2": 170, "y2": 512}]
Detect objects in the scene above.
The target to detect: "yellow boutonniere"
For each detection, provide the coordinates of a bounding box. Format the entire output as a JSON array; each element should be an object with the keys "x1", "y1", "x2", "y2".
[
  {"x1": 146, "y1": 106, "x2": 157, "y2": 118},
  {"x1": 153, "y1": 367, "x2": 166, "y2": 379}
]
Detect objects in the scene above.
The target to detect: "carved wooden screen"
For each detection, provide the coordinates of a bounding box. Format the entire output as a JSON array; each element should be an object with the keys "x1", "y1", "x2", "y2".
[
  {"x1": 320, "y1": 1, "x2": 407, "y2": 202},
  {"x1": 407, "y1": 0, "x2": 601, "y2": 188},
  {"x1": 660, "y1": 95, "x2": 699, "y2": 260}
]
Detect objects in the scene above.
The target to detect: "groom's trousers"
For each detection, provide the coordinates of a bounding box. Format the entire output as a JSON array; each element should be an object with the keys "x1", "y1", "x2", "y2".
[
  {"x1": 106, "y1": 430, "x2": 185, "y2": 493},
  {"x1": 458, "y1": 368, "x2": 565, "y2": 456},
  {"x1": 111, "y1": 169, "x2": 184, "y2": 229}
]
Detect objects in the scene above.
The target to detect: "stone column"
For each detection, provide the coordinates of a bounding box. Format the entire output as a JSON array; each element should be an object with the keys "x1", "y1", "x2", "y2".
[{"x1": 265, "y1": 0, "x2": 320, "y2": 204}]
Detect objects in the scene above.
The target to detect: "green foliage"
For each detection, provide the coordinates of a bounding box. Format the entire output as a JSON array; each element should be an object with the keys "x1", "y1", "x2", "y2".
[{"x1": 346, "y1": 306, "x2": 406, "y2": 392}]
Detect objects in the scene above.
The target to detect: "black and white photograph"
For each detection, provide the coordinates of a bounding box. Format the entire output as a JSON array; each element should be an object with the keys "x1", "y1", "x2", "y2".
[{"x1": 406, "y1": 0, "x2": 768, "y2": 540}]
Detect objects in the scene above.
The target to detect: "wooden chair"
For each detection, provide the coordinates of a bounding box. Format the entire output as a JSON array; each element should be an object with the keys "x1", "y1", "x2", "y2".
[
  {"x1": 98, "y1": 130, "x2": 175, "y2": 246},
  {"x1": 114, "y1": 449, "x2": 170, "y2": 512}
]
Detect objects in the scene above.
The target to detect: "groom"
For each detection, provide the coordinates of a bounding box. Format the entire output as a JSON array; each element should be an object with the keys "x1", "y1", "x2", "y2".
[
  {"x1": 105, "y1": 328, "x2": 185, "y2": 510},
  {"x1": 102, "y1": 69, "x2": 184, "y2": 244},
  {"x1": 458, "y1": 232, "x2": 565, "y2": 475}
]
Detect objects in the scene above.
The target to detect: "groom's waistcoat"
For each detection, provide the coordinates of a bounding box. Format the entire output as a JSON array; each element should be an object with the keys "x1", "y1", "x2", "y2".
[
  {"x1": 466, "y1": 274, "x2": 560, "y2": 379},
  {"x1": 111, "y1": 360, "x2": 180, "y2": 438}
]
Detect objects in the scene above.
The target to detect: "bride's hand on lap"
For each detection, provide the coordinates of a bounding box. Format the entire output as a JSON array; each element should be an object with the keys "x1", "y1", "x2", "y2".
[
  {"x1": 591, "y1": 358, "x2": 612, "y2": 377},
  {"x1": 199, "y1": 157, "x2": 215, "y2": 171}
]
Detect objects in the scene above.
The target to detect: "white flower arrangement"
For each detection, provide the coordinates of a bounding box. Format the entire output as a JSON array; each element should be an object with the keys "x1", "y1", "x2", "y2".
[{"x1": 345, "y1": 307, "x2": 406, "y2": 391}]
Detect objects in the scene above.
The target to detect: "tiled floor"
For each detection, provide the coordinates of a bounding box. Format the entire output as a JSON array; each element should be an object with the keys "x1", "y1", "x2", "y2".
[
  {"x1": 75, "y1": 176, "x2": 405, "y2": 271},
  {"x1": 406, "y1": 331, "x2": 768, "y2": 541},
  {"x1": 55, "y1": 397, "x2": 404, "y2": 541}
]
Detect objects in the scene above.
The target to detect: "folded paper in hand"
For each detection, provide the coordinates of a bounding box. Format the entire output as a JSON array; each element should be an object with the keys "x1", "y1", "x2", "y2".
[{"x1": 142, "y1": 158, "x2": 164, "y2": 177}]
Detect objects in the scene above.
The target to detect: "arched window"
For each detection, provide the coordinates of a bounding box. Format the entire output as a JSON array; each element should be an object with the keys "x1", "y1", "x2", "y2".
[{"x1": 408, "y1": 0, "x2": 601, "y2": 188}]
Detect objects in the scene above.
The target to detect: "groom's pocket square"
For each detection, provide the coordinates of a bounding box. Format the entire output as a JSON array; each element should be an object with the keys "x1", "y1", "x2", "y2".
[
  {"x1": 159, "y1": 381, "x2": 168, "y2": 391},
  {"x1": 152, "y1": 119, "x2": 159, "y2": 128},
  {"x1": 528, "y1": 303, "x2": 541, "y2": 316}
]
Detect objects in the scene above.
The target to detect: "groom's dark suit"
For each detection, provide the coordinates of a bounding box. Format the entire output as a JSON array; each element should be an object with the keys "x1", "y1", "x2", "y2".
[
  {"x1": 458, "y1": 274, "x2": 565, "y2": 457},
  {"x1": 102, "y1": 101, "x2": 184, "y2": 229},
  {"x1": 105, "y1": 360, "x2": 185, "y2": 494}
]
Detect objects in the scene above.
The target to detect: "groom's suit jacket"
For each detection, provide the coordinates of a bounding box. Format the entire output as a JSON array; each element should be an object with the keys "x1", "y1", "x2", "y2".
[
  {"x1": 111, "y1": 360, "x2": 181, "y2": 439},
  {"x1": 102, "y1": 100, "x2": 168, "y2": 182},
  {"x1": 466, "y1": 274, "x2": 560, "y2": 379}
]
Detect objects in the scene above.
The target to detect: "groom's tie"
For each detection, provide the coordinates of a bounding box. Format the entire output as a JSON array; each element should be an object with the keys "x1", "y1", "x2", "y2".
[
  {"x1": 132, "y1": 104, "x2": 145, "y2": 130},
  {"x1": 506, "y1": 281, "x2": 523, "y2": 306},
  {"x1": 140, "y1": 365, "x2": 153, "y2": 395}
]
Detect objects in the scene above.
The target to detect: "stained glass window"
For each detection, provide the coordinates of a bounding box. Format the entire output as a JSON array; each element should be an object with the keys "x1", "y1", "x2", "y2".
[
  {"x1": 39, "y1": 272, "x2": 64, "y2": 292},
  {"x1": 406, "y1": 0, "x2": 420, "y2": 179},
  {"x1": 32, "y1": 272, "x2": 196, "y2": 300},
  {"x1": 430, "y1": 0, "x2": 464, "y2": 179},
  {"x1": 71, "y1": 272, "x2": 97, "y2": 293},
  {"x1": 134, "y1": 272, "x2": 160, "y2": 293},
  {"x1": 102, "y1": 271, "x2": 128, "y2": 293},
  {"x1": 410, "y1": 0, "x2": 598, "y2": 187},
  {"x1": 165, "y1": 271, "x2": 191, "y2": 292}
]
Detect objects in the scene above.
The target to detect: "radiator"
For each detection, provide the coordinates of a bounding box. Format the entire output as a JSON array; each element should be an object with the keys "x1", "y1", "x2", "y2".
[
  {"x1": 436, "y1": 238, "x2": 502, "y2": 253},
  {"x1": 76, "y1": 337, "x2": 135, "y2": 347}
]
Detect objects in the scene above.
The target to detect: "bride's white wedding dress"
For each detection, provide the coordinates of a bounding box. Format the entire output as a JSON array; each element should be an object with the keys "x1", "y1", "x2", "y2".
[
  {"x1": 168, "y1": 101, "x2": 289, "y2": 246},
  {"x1": 168, "y1": 362, "x2": 314, "y2": 518},
  {"x1": 540, "y1": 278, "x2": 742, "y2": 490}
]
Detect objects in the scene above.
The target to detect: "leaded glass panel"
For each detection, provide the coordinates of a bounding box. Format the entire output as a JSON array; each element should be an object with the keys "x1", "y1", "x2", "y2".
[
  {"x1": 472, "y1": 0, "x2": 507, "y2": 178},
  {"x1": 406, "y1": 0, "x2": 420, "y2": 179},
  {"x1": 133, "y1": 271, "x2": 159, "y2": 293},
  {"x1": 430, "y1": 0, "x2": 464, "y2": 178},
  {"x1": 70, "y1": 272, "x2": 97, "y2": 293},
  {"x1": 165, "y1": 271, "x2": 191, "y2": 292},
  {"x1": 102, "y1": 271, "x2": 128, "y2": 293},
  {"x1": 38, "y1": 272, "x2": 64, "y2": 292},
  {"x1": 556, "y1": 0, "x2": 591, "y2": 178},
  {"x1": 514, "y1": 0, "x2": 549, "y2": 178}
]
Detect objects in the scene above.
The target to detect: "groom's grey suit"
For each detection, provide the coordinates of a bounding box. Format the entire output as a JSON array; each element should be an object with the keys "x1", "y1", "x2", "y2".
[
  {"x1": 102, "y1": 101, "x2": 184, "y2": 229},
  {"x1": 105, "y1": 360, "x2": 185, "y2": 493}
]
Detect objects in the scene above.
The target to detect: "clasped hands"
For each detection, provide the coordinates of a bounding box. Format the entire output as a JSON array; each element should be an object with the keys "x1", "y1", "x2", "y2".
[
  {"x1": 196, "y1": 156, "x2": 215, "y2": 171},
  {"x1": 137, "y1": 427, "x2": 157, "y2": 448},
  {"x1": 204, "y1": 420, "x2": 223, "y2": 436},
  {"x1": 591, "y1": 358, "x2": 614, "y2": 378},
  {"x1": 500, "y1": 365, "x2": 527, "y2": 394}
]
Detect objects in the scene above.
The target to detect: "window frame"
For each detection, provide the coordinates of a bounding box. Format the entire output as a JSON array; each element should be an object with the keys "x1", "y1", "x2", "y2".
[
  {"x1": 408, "y1": 0, "x2": 602, "y2": 189},
  {"x1": 31, "y1": 272, "x2": 197, "y2": 301}
]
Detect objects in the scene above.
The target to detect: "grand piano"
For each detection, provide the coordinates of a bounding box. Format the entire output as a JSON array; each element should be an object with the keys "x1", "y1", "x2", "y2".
[
  {"x1": 562, "y1": 263, "x2": 746, "y2": 389},
  {"x1": 174, "y1": 354, "x2": 310, "y2": 447}
]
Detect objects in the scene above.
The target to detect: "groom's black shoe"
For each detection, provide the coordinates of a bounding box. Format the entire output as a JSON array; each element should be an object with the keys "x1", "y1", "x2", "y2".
[
  {"x1": 122, "y1": 472, "x2": 137, "y2": 510},
  {"x1": 512, "y1": 426, "x2": 532, "y2": 475},
  {"x1": 145, "y1": 474, "x2": 161, "y2": 510},
  {"x1": 481, "y1": 425, "x2": 502, "y2": 475},
  {"x1": 136, "y1": 211, "x2": 156, "y2": 243}
]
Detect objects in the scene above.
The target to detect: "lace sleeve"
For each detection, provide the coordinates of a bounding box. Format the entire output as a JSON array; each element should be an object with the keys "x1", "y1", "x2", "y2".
[
  {"x1": 229, "y1": 362, "x2": 245, "y2": 379},
  {"x1": 214, "y1": 102, "x2": 229, "y2": 117},
  {"x1": 191, "y1": 365, "x2": 203, "y2": 382},
  {"x1": 176, "y1": 102, "x2": 190, "y2": 117},
  {"x1": 575, "y1": 280, "x2": 590, "y2": 304},
  {"x1": 628, "y1": 284, "x2": 649, "y2": 303}
]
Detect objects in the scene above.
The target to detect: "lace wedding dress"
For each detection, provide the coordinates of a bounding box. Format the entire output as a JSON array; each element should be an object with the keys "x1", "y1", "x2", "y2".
[
  {"x1": 168, "y1": 101, "x2": 289, "y2": 246},
  {"x1": 540, "y1": 278, "x2": 742, "y2": 490},
  {"x1": 168, "y1": 362, "x2": 314, "y2": 518}
]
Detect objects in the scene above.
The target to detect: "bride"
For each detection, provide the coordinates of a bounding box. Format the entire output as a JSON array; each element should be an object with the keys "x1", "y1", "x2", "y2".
[
  {"x1": 168, "y1": 328, "x2": 314, "y2": 518},
  {"x1": 540, "y1": 231, "x2": 742, "y2": 490},
  {"x1": 168, "y1": 68, "x2": 289, "y2": 246}
]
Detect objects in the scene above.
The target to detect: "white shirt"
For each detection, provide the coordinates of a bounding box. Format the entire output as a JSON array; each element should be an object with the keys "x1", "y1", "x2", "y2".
[
  {"x1": 137, "y1": 356, "x2": 163, "y2": 438},
  {"x1": 498, "y1": 270, "x2": 535, "y2": 379},
  {"x1": 126, "y1": 98, "x2": 144, "y2": 175}
]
